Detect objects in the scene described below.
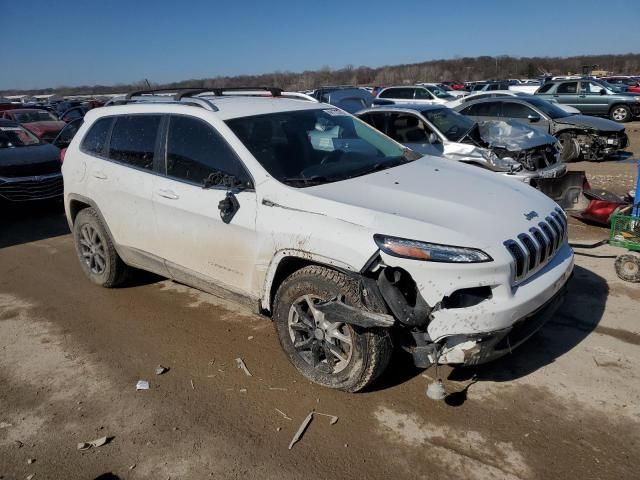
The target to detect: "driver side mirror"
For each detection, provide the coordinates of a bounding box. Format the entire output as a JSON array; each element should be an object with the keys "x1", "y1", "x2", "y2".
[
  {"x1": 600, "y1": 89, "x2": 607, "y2": 95},
  {"x1": 427, "y1": 132, "x2": 439, "y2": 144},
  {"x1": 527, "y1": 114, "x2": 541, "y2": 123}
]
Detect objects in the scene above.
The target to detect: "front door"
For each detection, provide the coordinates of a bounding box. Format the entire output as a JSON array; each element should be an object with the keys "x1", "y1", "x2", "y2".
[
  {"x1": 151, "y1": 114, "x2": 258, "y2": 296},
  {"x1": 579, "y1": 81, "x2": 610, "y2": 115},
  {"x1": 553, "y1": 81, "x2": 580, "y2": 109}
]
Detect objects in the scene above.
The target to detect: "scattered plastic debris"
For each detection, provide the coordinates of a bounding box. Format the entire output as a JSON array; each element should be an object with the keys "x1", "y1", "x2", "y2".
[
  {"x1": 235, "y1": 358, "x2": 252, "y2": 377},
  {"x1": 315, "y1": 412, "x2": 339, "y2": 425},
  {"x1": 27, "y1": 458, "x2": 35, "y2": 464},
  {"x1": 426, "y1": 379, "x2": 447, "y2": 401},
  {"x1": 129, "y1": 464, "x2": 136, "y2": 471},
  {"x1": 0, "y1": 421, "x2": 12, "y2": 429},
  {"x1": 247, "y1": 336, "x2": 254, "y2": 340},
  {"x1": 26, "y1": 474, "x2": 34, "y2": 480},
  {"x1": 239, "y1": 388, "x2": 247, "y2": 393},
  {"x1": 15, "y1": 440, "x2": 24, "y2": 448},
  {"x1": 77, "y1": 436, "x2": 112, "y2": 451},
  {"x1": 275, "y1": 408, "x2": 292, "y2": 421},
  {"x1": 190, "y1": 379, "x2": 195, "y2": 390},
  {"x1": 155, "y1": 365, "x2": 169, "y2": 375},
  {"x1": 287, "y1": 411, "x2": 338, "y2": 449},
  {"x1": 268, "y1": 387, "x2": 288, "y2": 391},
  {"x1": 288, "y1": 412, "x2": 314, "y2": 450},
  {"x1": 136, "y1": 380, "x2": 149, "y2": 391}
]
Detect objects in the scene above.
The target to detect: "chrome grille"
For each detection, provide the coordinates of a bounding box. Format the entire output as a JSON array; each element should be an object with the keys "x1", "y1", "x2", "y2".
[
  {"x1": 504, "y1": 208, "x2": 567, "y2": 283},
  {"x1": 0, "y1": 174, "x2": 63, "y2": 202}
]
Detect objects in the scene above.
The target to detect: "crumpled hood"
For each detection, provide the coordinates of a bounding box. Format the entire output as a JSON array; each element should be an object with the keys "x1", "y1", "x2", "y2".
[
  {"x1": 478, "y1": 120, "x2": 556, "y2": 151},
  {"x1": 554, "y1": 114, "x2": 625, "y2": 132},
  {"x1": 23, "y1": 121, "x2": 66, "y2": 135},
  {"x1": 296, "y1": 156, "x2": 560, "y2": 250}
]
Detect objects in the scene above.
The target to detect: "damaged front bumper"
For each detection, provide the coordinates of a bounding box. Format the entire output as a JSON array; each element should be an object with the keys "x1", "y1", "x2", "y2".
[{"x1": 435, "y1": 283, "x2": 567, "y2": 365}]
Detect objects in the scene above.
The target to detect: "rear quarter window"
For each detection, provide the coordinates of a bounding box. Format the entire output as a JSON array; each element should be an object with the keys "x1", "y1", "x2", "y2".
[
  {"x1": 107, "y1": 115, "x2": 161, "y2": 170},
  {"x1": 80, "y1": 117, "x2": 113, "y2": 156},
  {"x1": 536, "y1": 83, "x2": 553, "y2": 94}
]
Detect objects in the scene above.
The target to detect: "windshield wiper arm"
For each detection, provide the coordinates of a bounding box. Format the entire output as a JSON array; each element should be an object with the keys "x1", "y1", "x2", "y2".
[{"x1": 282, "y1": 175, "x2": 337, "y2": 186}]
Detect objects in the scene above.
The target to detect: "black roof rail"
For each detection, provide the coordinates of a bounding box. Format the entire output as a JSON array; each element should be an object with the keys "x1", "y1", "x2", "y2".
[
  {"x1": 125, "y1": 87, "x2": 201, "y2": 100},
  {"x1": 207, "y1": 87, "x2": 283, "y2": 97}
]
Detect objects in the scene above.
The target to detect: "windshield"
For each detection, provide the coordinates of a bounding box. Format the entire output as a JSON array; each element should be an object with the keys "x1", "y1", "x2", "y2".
[
  {"x1": 13, "y1": 110, "x2": 58, "y2": 123},
  {"x1": 226, "y1": 108, "x2": 418, "y2": 187},
  {"x1": 425, "y1": 86, "x2": 454, "y2": 99},
  {"x1": 0, "y1": 125, "x2": 41, "y2": 147},
  {"x1": 421, "y1": 108, "x2": 475, "y2": 142},
  {"x1": 524, "y1": 97, "x2": 571, "y2": 119}
]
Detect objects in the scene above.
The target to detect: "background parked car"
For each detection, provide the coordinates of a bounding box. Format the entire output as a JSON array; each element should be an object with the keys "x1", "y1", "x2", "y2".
[
  {"x1": 454, "y1": 96, "x2": 628, "y2": 162},
  {"x1": 535, "y1": 79, "x2": 640, "y2": 122},
  {"x1": 446, "y1": 90, "x2": 581, "y2": 115},
  {"x1": 355, "y1": 104, "x2": 585, "y2": 210},
  {"x1": 602, "y1": 76, "x2": 640, "y2": 93},
  {"x1": 310, "y1": 87, "x2": 373, "y2": 113},
  {"x1": 1, "y1": 108, "x2": 67, "y2": 143},
  {"x1": 0, "y1": 119, "x2": 63, "y2": 203},
  {"x1": 377, "y1": 85, "x2": 455, "y2": 105}
]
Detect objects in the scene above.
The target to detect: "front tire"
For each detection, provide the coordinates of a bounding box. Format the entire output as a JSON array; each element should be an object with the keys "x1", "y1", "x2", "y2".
[
  {"x1": 558, "y1": 133, "x2": 580, "y2": 162},
  {"x1": 273, "y1": 265, "x2": 392, "y2": 392},
  {"x1": 610, "y1": 104, "x2": 632, "y2": 123},
  {"x1": 73, "y1": 208, "x2": 129, "y2": 287}
]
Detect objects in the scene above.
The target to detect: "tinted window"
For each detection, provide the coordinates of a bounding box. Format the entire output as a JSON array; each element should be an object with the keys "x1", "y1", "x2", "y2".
[
  {"x1": 501, "y1": 102, "x2": 536, "y2": 118},
  {"x1": 81, "y1": 117, "x2": 112, "y2": 156},
  {"x1": 379, "y1": 88, "x2": 414, "y2": 99},
  {"x1": 108, "y1": 115, "x2": 160, "y2": 170},
  {"x1": 557, "y1": 82, "x2": 578, "y2": 94},
  {"x1": 358, "y1": 112, "x2": 388, "y2": 134},
  {"x1": 461, "y1": 102, "x2": 500, "y2": 117},
  {"x1": 414, "y1": 88, "x2": 433, "y2": 100},
  {"x1": 166, "y1": 115, "x2": 250, "y2": 186},
  {"x1": 536, "y1": 83, "x2": 554, "y2": 94}
]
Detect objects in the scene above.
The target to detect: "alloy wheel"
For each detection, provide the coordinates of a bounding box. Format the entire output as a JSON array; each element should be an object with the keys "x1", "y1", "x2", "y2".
[
  {"x1": 78, "y1": 224, "x2": 107, "y2": 275},
  {"x1": 287, "y1": 295, "x2": 353, "y2": 374}
]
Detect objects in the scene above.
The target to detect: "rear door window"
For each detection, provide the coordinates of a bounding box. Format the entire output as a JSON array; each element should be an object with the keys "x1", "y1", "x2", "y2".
[
  {"x1": 108, "y1": 115, "x2": 161, "y2": 170},
  {"x1": 379, "y1": 88, "x2": 414, "y2": 99},
  {"x1": 557, "y1": 82, "x2": 578, "y2": 94},
  {"x1": 536, "y1": 83, "x2": 553, "y2": 94},
  {"x1": 501, "y1": 102, "x2": 537, "y2": 118},
  {"x1": 460, "y1": 102, "x2": 500, "y2": 117},
  {"x1": 165, "y1": 115, "x2": 251, "y2": 186},
  {"x1": 414, "y1": 88, "x2": 433, "y2": 100},
  {"x1": 81, "y1": 117, "x2": 113, "y2": 156}
]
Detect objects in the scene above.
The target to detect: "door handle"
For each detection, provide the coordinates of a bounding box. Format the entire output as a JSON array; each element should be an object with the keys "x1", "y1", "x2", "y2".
[
  {"x1": 92, "y1": 171, "x2": 107, "y2": 180},
  {"x1": 157, "y1": 189, "x2": 179, "y2": 200}
]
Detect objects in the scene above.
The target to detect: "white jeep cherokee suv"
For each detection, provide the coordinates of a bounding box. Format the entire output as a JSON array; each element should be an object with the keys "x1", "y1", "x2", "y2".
[{"x1": 62, "y1": 88, "x2": 574, "y2": 392}]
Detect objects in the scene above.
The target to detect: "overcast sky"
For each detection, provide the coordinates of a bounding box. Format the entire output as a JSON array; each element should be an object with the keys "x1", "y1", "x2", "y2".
[{"x1": 2, "y1": 0, "x2": 639, "y2": 90}]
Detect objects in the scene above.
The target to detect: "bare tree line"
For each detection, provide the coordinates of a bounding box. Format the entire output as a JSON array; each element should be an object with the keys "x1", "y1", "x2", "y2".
[{"x1": 3, "y1": 53, "x2": 640, "y2": 97}]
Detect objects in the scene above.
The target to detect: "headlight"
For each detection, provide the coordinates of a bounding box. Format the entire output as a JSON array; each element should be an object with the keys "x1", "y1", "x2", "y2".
[
  {"x1": 374, "y1": 234, "x2": 492, "y2": 263},
  {"x1": 481, "y1": 150, "x2": 522, "y2": 172}
]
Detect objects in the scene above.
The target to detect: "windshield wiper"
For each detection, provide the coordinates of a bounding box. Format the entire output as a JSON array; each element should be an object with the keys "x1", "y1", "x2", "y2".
[{"x1": 282, "y1": 175, "x2": 338, "y2": 187}]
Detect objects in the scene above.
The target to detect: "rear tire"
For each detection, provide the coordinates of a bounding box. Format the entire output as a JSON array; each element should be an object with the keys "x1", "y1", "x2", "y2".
[
  {"x1": 73, "y1": 208, "x2": 129, "y2": 287},
  {"x1": 609, "y1": 104, "x2": 632, "y2": 123},
  {"x1": 273, "y1": 265, "x2": 392, "y2": 392},
  {"x1": 615, "y1": 254, "x2": 640, "y2": 282}
]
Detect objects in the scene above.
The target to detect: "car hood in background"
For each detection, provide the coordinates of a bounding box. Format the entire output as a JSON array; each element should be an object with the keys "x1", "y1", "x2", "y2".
[
  {"x1": 23, "y1": 121, "x2": 67, "y2": 135},
  {"x1": 554, "y1": 114, "x2": 625, "y2": 132},
  {"x1": 478, "y1": 120, "x2": 556, "y2": 151}
]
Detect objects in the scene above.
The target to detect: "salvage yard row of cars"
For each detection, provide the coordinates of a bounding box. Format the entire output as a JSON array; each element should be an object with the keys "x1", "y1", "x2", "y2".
[{"x1": 0, "y1": 78, "x2": 636, "y2": 392}]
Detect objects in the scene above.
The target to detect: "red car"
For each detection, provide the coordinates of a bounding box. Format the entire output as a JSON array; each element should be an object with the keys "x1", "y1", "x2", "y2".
[
  {"x1": 2, "y1": 109, "x2": 67, "y2": 143},
  {"x1": 603, "y1": 76, "x2": 640, "y2": 94}
]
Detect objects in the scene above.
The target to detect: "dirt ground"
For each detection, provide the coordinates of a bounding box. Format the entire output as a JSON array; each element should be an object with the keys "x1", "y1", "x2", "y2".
[{"x1": 1, "y1": 124, "x2": 639, "y2": 480}]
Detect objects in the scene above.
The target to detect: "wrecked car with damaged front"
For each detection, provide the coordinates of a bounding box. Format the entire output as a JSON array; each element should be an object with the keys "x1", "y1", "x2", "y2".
[
  {"x1": 455, "y1": 96, "x2": 629, "y2": 162},
  {"x1": 356, "y1": 105, "x2": 578, "y2": 207},
  {"x1": 63, "y1": 89, "x2": 574, "y2": 393}
]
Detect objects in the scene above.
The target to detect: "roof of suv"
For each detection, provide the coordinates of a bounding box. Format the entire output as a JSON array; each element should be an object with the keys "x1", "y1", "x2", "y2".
[{"x1": 100, "y1": 95, "x2": 325, "y2": 121}]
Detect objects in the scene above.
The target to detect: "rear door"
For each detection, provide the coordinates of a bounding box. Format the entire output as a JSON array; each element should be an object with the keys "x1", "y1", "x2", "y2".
[
  {"x1": 151, "y1": 114, "x2": 258, "y2": 295},
  {"x1": 552, "y1": 81, "x2": 580, "y2": 109},
  {"x1": 83, "y1": 114, "x2": 161, "y2": 255}
]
